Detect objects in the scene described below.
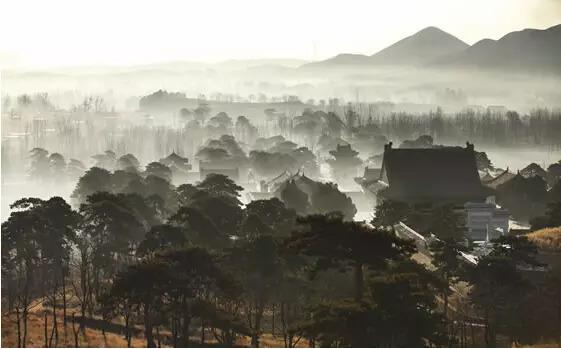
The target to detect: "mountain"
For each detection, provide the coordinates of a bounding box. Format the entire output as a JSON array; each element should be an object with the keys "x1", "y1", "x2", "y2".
[
  {"x1": 308, "y1": 53, "x2": 371, "y2": 66},
  {"x1": 305, "y1": 26, "x2": 468, "y2": 67},
  {"x1": 434, "y1": 24, "x2": 561, "y2": 73},
  {"x1": 369, "y1": 26, "x2": 468, "y2": 65}
]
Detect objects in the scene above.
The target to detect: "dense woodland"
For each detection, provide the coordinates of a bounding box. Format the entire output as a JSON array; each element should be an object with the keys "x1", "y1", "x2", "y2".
[
  {"x1": 2, "y1": 91, "x2": 561, "y2": 348},
  {"x1": 2, "y1": 152, "x2": 561, "y2": 347}
]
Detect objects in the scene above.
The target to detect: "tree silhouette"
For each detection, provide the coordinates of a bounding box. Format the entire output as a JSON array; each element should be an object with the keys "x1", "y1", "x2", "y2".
[
  {"x1": 71, "y1": 167, "x2": 113, "y2": 204},
  {"x1": 196, "y1": 173, "x2": 243, "y2": 204},
  {"x1": 310, "y1": 182, "x2": 357, "y2": 220},
  {"x1": 467, "y1": 235, "x2": 539, "y2": 346},
  {"x1": 371, "y1": 200, "x2": 411, "y2": 227},
  {"x1": 169, "y1": 206, "x2": 230, "y2": 249},
  {"x1": 144, "y1": 162, "x2": 172, "y2": 182},
  {"x1": 2, "y1": 197, "x2": 78, "y2": 347},
  {"x1": 286, "y1": 213, "x2": 414, "y2": 300},
  {"x1": 117, "y1": 153, "x2": 141, "y2": 172},
  {"x1": 244, "y1": 198, "x2": 296, "y2": 238},
  {"x1": 280, "y1": 180, "x2": 310, "y2": 216},
  {"x1": 29, "y1": 148, "x2": 50, "y2": 181},
  {"x1": 136, "y1": 224, "x2": 188, "y2": 257},
  {"x1": 224, "y1": 235, "x2": 282, "y2": 346}
]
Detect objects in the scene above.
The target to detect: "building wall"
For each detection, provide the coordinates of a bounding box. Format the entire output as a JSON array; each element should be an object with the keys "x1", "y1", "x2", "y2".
[{"x1": 465, "y1": 201, "x2": 510, "y2": 241}]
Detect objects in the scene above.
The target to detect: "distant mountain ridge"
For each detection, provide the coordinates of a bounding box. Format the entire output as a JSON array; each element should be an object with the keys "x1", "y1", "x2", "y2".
[
  {"x1": 305, "y1": 26, "x2": 468, "y2": 67},
  {"x1": 369, "y1": 26, "x2": 468, "y2": 65},
  {"x1": 305, "y1": 24, "x2": 561, "y2": 74},
  {"x1": 434, "y1": 24, "x2": 561, "y2": 73}
]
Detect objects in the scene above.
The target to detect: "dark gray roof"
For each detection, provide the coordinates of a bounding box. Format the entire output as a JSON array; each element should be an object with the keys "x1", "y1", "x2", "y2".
[{"x1": 379, "y1": 142, "x2": 490, "y2": 202}]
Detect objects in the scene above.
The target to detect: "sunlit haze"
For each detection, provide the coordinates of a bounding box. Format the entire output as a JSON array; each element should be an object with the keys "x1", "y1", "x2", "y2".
[{"x1": 1, "y1": 0, "x2": 561, "y2": 68}]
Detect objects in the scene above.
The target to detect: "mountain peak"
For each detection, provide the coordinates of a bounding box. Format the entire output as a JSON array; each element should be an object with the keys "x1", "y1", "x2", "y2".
[
  {"x1": 368, "y1": 26, "x2": 468, "y2": 65},
  {"x1": 416, "y1": 26, "x2": 446, "y2": 35}
]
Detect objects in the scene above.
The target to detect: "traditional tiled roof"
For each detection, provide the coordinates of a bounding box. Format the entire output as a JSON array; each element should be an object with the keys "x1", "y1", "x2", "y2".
[
  {"x1": 379, "y1": 142, "x2": 490, "y2": 202},
  {"x1": 482, "y1": 169, "x2": 516, "y2": 189}
]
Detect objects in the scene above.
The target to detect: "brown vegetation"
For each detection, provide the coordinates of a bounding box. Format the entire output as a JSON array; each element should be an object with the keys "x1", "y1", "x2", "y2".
[{"x1": 527, "y1": 227, "x2": 561, "y2": 251}]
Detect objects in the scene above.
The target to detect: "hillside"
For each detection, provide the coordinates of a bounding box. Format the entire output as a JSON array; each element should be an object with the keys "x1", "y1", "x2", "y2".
[
  {"x1": 305, "y1": 26, "x2": 468, "y2": 67},
  {"x1": 435, "y1": 24, "x2": 561, "y2": 73},
  {"x1": 369, "y1": 26, "x2": 468, "y2": 65}
]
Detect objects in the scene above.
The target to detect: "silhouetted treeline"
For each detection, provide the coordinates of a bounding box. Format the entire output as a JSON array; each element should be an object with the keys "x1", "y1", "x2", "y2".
[{"x1": 345, "y1": 106, "x2": 561, "y2": 148}]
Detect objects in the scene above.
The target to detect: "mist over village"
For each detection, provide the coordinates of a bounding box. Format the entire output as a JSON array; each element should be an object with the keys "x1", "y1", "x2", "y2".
[{"x1": 1, "y1": 0, "x2": 561, "y2": 348}]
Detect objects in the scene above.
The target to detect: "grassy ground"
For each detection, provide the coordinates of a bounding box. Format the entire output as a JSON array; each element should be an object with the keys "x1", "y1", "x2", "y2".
[
  {"x1": 1, "y1": 303, "x2": 302, "y2": 348},
  {"x1": 527, "y1": 226, "x2": 561, "y2": 251},
  {"x1": 1, "y1": 311, "x2": 146, "y2": 348}
]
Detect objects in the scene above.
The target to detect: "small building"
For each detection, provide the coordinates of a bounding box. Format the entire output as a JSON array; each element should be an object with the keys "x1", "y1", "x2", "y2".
[
  {"x1": 159, "y1": 151, "x2": 192, "y2": 184},
  {"x1": 487, "y1": 105, "x2": 507, "y2": 114},
  {"x1": 465, "y1": 197, "x2": 510, "y2": 241},
  {"x1": 481, "y1": 168, "x2": 516, "y2": 190},
  {"x1": 159, "y1": 151, "x2": 192, "y2": 171},
  {"x1": 247, "y1": 170, "x2": 293, "y2": 201},
  {"x1": 199, "y1": 160, "x2": 239, "y2": 182}
]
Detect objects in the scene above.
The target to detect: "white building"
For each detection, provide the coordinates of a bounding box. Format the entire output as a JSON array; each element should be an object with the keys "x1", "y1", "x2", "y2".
[{"x1": 465, "y1": 197, "x2": 510, "y2": 241}]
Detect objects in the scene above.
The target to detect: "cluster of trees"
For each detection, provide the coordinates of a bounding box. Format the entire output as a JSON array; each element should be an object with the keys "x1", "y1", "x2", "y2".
[
  {"x1": 333, "y1": 105, "x2": 561, "y2": 148},
  {"x1": 28, "y1": 148, "x2": 86, "y2": 181},
  {"x1": 279, "y1": 178, "x2": 357, "y2": 220},
  {"x1": 2, "y1": 166, "x2": 443, "y2": 348},
  {"x1": 372, "y1": 199, "x2": 561, "y2": 346},
  {"x1": 4, "y1": 143, "x2": 561, "y2": 347},
  {"x1": 3, "y1": 93, "x2": 55, "y2": 113},
  {"x1": 5, "y1": 179, "x2": 560, "y2": 347},
  {"x1": 495, "y1": 166, "x2": 561, "y2": 221},
  {"x1": 249, "y1": 141, "x2": 319, "y2": 180}
]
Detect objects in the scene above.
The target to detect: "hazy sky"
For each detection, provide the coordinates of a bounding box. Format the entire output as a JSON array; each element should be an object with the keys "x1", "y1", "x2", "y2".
[{"x1": 1, "y1": 0, "x2": 560, "y2": 68}]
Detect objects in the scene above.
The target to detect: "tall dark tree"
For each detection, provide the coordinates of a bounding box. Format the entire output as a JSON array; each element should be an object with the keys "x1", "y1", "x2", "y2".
[
  {"x1": 244, "y1": 198, "x2": 296, "y2": 238},
  {"x1": 76, "y1": 192, "x2": 145, "y2": 318},
  {"x1": 286, "y1": 213, "x2": 414, "y2": 300},
  {"x1": 427, "y1": 204, "x2": 467, "y2": 330},
  {"x1": 144, "y1": 162, "x2": 172, "y2": 182},
  {"x1": 371, "y1": 200, "x2": 411, "y2": 228},
  {"x1": 468, "y1": 235, "x2": 540, "y2": 346},
  {"x1": 310, "y1": 182, "x2": 357, "y2": 221},
  {"x1": 280, "y1": 180, "x2": 310, "y2": 216},
  {"x1": 71, "y1": 167, "x2": 113, "y2": 204},
  {"x1": 196, "y1": 173, "x2": 244, "y2": 203},
  {"x1": 136, "y1": 224, "x2": 188, "y2": 257},
  {"x1": 2, "y1": 197, "x2": 78, "y2": 347},
  {"x1": 29, "y1": 148, "x2": 50, "y2": 181},
  {"x1": 169, "y1": 206, "x2": 230, "y2": 249},
  {"x1": 225, "y1": 235, "x2": 282, "y2": 347}
]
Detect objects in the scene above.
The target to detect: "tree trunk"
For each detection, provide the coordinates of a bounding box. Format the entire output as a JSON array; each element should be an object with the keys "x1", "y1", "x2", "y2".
[
  {"x1": 271, "y1": 302, "x2": 275, "y2": 337},
  {"x1": 15, "y1": 306, "x2": 22, "y2": 348},
  {"x1": 51, "y1": 278, "x2": 59, "y2": 347},
  {"x1": 144, "y1": 305, "x2": 156, "y2": 348},
  {"x1": 124, "y1": 312, "x2": 131, "y2": 348},
  {"x1": 354, "y1": 262, "x2": 364, "y2": 301},
  {"x1": 200, "y1": 319, "x2": 205, "y2": 345},
  {"x1": 156, "y1": 326, "x2": 161, "y2": 348},
  {"x1": 171, "y1": 315, "x2": 178, "y2": 348},
  {"x1": 181, "y1": 313, "x2": 191, "y2": 347},
  {"x1": 23, "y1": 306, "x2": 28, "y2": 348},
  {"x1": 444, "y1": 291, "x2": 449, "y2": 318},
  {"x1": 484, "y1": 310, "x2": 492, "y2": 347},
  {"x1": 44, "y1": 311, "x2": 49, "y2": 348},
  {"x1": 79, "y1": 255, "x2": 88, "y2": 330},
  {"x1": 62, "y1": 267, "x2": 68, "y2": 328},
  {"x1": 280, "y1": 302, "x2": 287, "y2": 348},
  {"x1": 72, "y1": 313, "x2": 80, "y2": 347},
  {"x1": 252, "y1": 299, "x2": 266, "y2": 347}
]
